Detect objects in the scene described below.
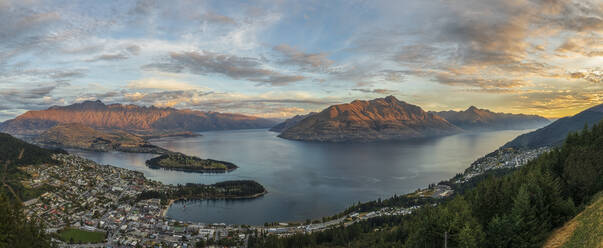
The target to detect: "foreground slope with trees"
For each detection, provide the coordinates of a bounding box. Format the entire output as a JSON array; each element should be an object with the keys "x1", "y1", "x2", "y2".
[
  {"x1": 250, "y1": 121, "x2": 603, "y2": 247},
  {"x1": 0, "y1": 133, "x2": 59, "y2": 247}
]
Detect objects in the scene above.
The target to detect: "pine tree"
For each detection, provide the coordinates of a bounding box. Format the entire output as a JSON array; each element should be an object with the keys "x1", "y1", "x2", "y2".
[
  {"x1": 0, "y1": 193, "x2": 53, "y2": 248},
  {"x1": 486, "y1": 215, "x2": 514, "y2": 248},
  {"x1": 458, "y1": 223, "x2": 479, "y2": 248},
  {"x1": 510, "y1": 185, "x2": 540, "y2": 248}
]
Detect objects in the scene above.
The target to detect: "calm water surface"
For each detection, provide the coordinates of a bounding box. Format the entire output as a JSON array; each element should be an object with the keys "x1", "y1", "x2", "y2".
[{"x1": 71, "y1": 129, "x2": 530, "y2": 225}]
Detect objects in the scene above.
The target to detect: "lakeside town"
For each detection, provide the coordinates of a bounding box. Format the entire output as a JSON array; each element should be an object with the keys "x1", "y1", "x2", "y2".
[
  {"x1": 459, "y1": 146, "x2": 551, "y2": 182},
  {"x1": 18, "y1": 144, "x2": 546, "y2": 248},
  {"x1": 20, "y1": 154, "x2": 256, "y2": 247}
]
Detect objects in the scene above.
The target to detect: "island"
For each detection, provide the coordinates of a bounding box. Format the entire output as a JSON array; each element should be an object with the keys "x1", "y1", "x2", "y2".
[
  {"x1": 145, "y1": 153, "x2": 238, "y2": 173},
  {"x1": 138, "y1": 180, "x2": 267, "y2": 204}
]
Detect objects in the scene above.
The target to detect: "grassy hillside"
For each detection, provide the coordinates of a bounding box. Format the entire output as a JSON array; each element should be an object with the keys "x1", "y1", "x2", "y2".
[{"x1": 543, "y1": 191, "x2": 603, "y2": 248}]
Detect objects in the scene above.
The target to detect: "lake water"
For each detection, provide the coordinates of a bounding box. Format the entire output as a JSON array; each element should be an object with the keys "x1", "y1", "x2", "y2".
[{"x1": 70, "y1": 129, "x2": 530, "y2": 225}]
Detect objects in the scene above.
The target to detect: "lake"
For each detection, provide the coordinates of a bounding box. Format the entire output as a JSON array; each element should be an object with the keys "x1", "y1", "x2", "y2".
[{"x1": 70, "y1": 128, "x2": 529, "y2": 225}]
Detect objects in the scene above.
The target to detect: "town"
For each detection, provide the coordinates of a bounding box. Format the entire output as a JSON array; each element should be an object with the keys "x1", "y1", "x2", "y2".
[{"x1": 459, "y1": 146, "x2": 551, "y2": 182}]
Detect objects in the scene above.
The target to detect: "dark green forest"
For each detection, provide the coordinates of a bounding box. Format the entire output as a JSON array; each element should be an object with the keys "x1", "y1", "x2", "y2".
[
  {"x1": 249, "y1": 123, "x2": 603, "y2": 248},
  {"x1": 0, "y1": 133, "x2": 59, "y2": 248},
  {"x1": 146, "y1": 152, "x2": 238, "y2": 172},
  {"x1": 138, "y1": 180, "x2": 266, "y2": 204}
]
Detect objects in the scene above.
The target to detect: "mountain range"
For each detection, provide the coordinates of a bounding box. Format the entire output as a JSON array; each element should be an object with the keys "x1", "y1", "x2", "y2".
[
  {"x1": 269, "y1": 113, "x2": 316, "y2": 132},
  {"x1": 433, "y1": 106, "x2": 549, "y2": 131},
  {"x1": 279, "y1": 96, "x2": 462, "y2": 142},
  {"x1": 274, "y1": 96, "x2": 552, "y2": 142},
  {"x1": 0, "y1": 100, "x2": 277, "y2": 137},
  {"x1": 504, "y1": 103, "x2": 603, "y2": 148}
]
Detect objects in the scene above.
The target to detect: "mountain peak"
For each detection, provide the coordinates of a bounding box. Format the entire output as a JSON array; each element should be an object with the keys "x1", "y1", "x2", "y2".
[
  {"x1": 72, "y1": 100, "x2": 107, "y2": 110},
  {"x1": 48, "y1": 100, "x2": 107, "y2": 111},
  {"x1": 467, "y1": 106, "x2": 479, "y2": 111},
  {"x1": 83, "y1": 99, "x2": 105, "y2": 106},
  {"x1": 383, "y1": 95, "x2": 399, "y2": 102}
]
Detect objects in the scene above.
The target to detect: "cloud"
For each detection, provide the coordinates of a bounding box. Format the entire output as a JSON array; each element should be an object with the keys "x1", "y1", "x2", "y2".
[
  {"x1": 434, "y1": 72, "x2": 525, "y2": 90},
  {"x1": 555, "y1": 34, "x2": 603, "y2": 57},
  {"x1": 127, "y1": 78, "x2": 204, "y2": 90},
  {"x1": 568, "y1": 68, "x2": 602, "y2": 84},
  {"x1": 255, "y1": 74, "x2": 306, "y2": 86},
  {"x1": 125, "y1": 44, "x2": 141, "y2": 55},
  {"x1": 379, "y1": 70, "x2": 407, "y2": 82},
  {"x1": 123, "y1": 90, "x2": 214, "y2": 107},
  {"x1": 352, "y1": 88, "x2": 398, "y2": 94},
  {"x1": 1, "y1": 68, "x2": 87, "y2": 82},
  {"x1": 273, "y1": 44, "x2": 333, "y2": 71},
  {"x1": 0, "y1": 4, "x2": 61, "y2": 63},
  {"x1": 48, "y1": 69, "x2": 87, "y2": 80},
  {"x1": 0, "y1": 83, "x2": 68, "y2": 120},
  {"x1": 203, "y1": 12, "x2": 236, "y2": 25},
  {"x1": 86, "y1": 53, "x2": 129, "y2": 62},
  {"x1": 393, "y1": 45, "x2": 441, "y2": 65},
  {"x1": 544, "y1": 0, "x2": 603, "y2": 32},
  {"x1": 169, "y1": 51, "x2": 269, "y2": 78},
  {"x1": 0, "y1": 86, "x2": 56, "y2": 99},
  {"x1": 514, "y1": 90, "x2": 602, "y2": 112},
  {"x1": 144, "y1": 51, "x2": 307, "y2": 86},
  {"x1": 356, "y1": 0, "x2": 603, "y2": 93},
  {"x1": 141, "y1": 62, "x2": 185, "y2": 73}
]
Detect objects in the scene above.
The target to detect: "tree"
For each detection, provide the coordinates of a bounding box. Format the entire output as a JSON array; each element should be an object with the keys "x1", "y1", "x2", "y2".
[
  {"x1": 458, "y1": 224, "x2": 479, "y2": 248},
  {"x1": 510, "y1": 185, "x2": 540, "y2": 248},
  {"x1": 486, "y1": 215, "x2": 514, "y2": 248},
  {"x1": 0, "y1": 193, "x2": 53, "y2": 248}
]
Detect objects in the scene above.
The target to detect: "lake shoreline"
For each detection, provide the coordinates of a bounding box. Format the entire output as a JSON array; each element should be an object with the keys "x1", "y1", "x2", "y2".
[{"x1": 161, "y1": 190, "x2": 268, "y2": 217}]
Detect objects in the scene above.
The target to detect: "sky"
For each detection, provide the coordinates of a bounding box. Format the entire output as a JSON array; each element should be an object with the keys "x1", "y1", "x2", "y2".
[{"x1": 0, "y1": 0, "x2": 601, "y2": 121}]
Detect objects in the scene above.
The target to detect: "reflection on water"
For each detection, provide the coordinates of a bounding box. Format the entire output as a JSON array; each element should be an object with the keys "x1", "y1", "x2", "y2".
[{"x1": 71, "y1": 129, "x2": 530, "y2": 225}]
